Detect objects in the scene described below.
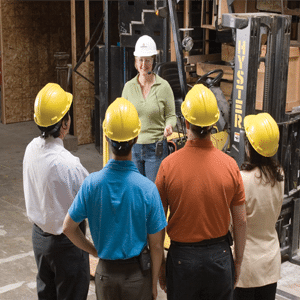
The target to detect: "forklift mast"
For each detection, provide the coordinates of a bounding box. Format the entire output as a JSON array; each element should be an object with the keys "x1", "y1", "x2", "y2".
[
  {"x1": 222, "y1": 13, "x2": 291, "y2": 167},
  {"x1": 223, "y1": 13, "x2": 300, "y2": 265}
]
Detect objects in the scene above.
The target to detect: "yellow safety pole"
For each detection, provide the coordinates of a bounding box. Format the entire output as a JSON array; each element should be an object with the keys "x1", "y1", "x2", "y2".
[{"x1": 103, "y1": 130, "x2": 110, "y2": 167}]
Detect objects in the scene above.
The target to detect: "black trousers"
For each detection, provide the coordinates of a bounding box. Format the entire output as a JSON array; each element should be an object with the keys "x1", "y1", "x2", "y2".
[
  {"x1": 32, "y1": 223, "x2": 90, "y2": 300},
  {"x1": 166, "y1": 240, "x2": 235, "y2": 300},
  {"x1": 234, "y1": 283, "x2": 277, "y2": 300}
]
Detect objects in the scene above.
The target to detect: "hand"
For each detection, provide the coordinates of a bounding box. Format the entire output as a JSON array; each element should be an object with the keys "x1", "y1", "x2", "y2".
[
  {"x1": 152, "y1": 284, "x2": 158, "y2": 299},
  {"x1": 164, "y1": 125, "x2": 173, "y2": 137},
  {"x1": 91, "y1": 247, "x2": 98, "y2": 258},
  {"x1": 158, "y1": 261, "x2": 167, "y2": 293},
  {"x1": 234, "y1": 260, "x2": 242, "y2": 288}
]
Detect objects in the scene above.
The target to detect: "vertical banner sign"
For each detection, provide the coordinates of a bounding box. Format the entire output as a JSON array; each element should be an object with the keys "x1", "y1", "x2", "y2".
[{"x1": 230, "y1": 21, "x2": 251, "y2": 167}]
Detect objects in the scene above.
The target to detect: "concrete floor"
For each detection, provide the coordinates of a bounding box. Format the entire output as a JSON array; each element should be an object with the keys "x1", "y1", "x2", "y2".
[
  {"x1": 0, "y1": 120, "x2": 299, "y2": 299},
  {"x1": 0, "y1": 120, "x2": 167, "y2": 300}
]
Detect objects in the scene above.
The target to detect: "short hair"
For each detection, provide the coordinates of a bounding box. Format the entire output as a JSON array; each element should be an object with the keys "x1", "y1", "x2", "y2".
[
  {"x1": 38, "y1": 111, "x2": 70, "y2": 139},
  {"x1": 190, "y1": 123, "x2": 212, "y2": 139},
  {"x1": 109, "y1": 139, "x2": 135, "y2": 157}
]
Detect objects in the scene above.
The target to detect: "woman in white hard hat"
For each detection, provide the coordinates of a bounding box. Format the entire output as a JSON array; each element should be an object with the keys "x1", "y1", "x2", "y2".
[
  {"x1": 122, "y1": 35, "x2": 177, "y2": 182},
  {"x1": 234, "y1": 113, "x2": 284, "y2": 300}
]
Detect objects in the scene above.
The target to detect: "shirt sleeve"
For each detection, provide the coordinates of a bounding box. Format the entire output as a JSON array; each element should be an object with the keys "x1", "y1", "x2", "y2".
[
  {"x1": 121, "y1": 82, "x2": 129, "y2": 100},
  {"x1": 155, "y1": 163, "x2": 168, "y2": 210},
  {"x1": 162, "y1": 82, "x2": 177, "y2": 129},
  {"x1": 231, "y1": 167, "x2": 246, "y2": 207},
  {"x1": 146, "y1": 185, "x2": 168, "y2": 235},
  {"x1": 71, "y1": 158, "x2": 89, "y2": 197},
  {"x1": 68, "y1": 179, "x2": 88, "y2": 223}
]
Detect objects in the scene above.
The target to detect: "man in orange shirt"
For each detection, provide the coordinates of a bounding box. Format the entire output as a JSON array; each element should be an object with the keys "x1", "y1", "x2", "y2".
[{"x1": 156, "y1": 84, "x2": 247, "y2": 300}]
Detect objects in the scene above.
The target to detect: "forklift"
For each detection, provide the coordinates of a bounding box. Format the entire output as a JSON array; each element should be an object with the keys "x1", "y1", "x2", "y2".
[{"x1": 74, "y1": 0, "x2": 300, "y2": 265}]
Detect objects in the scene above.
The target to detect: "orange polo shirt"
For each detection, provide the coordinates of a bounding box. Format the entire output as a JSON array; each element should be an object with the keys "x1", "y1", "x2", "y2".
[{"x1": 155, "y1": 139, "x2": 245, "y2": 243}]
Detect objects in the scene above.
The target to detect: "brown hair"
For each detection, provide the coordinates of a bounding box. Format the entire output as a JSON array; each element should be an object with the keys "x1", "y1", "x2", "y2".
[
  {"x1": 190, "y1": 124, "x2": 212, "y2": 139},
  {"x1": 241, "y1": 137, "x2": 284, "y2": 186}
]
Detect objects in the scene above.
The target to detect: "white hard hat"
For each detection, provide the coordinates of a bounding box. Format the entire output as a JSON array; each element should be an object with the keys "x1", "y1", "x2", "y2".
[{"x1": 134, "y1": 35, "x2": 158, "y2": 57}]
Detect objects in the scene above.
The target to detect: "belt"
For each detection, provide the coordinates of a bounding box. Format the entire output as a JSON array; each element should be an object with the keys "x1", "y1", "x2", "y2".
[
  {"x1": 34, "y1": 221, "x2": 86, "y2": 236},
  {"x1": 101, "y1": 256, "x2": 139, "y2": 265},
  {"x1": 171, "y1": 233, "x2": 230, "y2": 247}
]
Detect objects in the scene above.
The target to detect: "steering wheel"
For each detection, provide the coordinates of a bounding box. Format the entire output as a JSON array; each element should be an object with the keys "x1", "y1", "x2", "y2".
[{"x1": 196, "y1": 69, "x2": 224, "y2": 87}]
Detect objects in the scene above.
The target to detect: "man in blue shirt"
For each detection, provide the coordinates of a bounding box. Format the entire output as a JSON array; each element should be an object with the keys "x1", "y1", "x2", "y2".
[{"x1": 63, "y1": 97, "x2": 167, "y2": 300}]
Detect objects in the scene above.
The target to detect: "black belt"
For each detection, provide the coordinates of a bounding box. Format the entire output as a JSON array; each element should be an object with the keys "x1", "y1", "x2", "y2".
[
  {"x1": 101, "y1": 256, "x2": 139, "y2": 265},
  {"x1": 171, "y1": 232, "x2": 231, "y2": 247}
]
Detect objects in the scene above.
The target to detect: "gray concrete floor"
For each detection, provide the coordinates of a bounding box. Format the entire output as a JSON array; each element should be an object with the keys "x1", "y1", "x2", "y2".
[
  {"x1": 0, "y1": 120, "x2": 167, "y2": 299},
  {"x1": 0, "y1": 120, "x2": 299, "y2": 299}
]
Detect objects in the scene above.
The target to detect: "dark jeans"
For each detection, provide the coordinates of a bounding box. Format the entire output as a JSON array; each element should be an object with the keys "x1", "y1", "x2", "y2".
[
  {"x1": 166, "y1": 240, "x2": 235, "y2": 300},
  {"x1": 95, "y1": 259, "x2": 152, "y2": 300},
  {"x1": 234, "y1": 283, "x2": 277, "y2": 300},
  {"x1": 132, "y1": 140, "x2": 168, "y2": 182},
  {"x1": 32, "y1": 223, "x2": 90, "y2": 300}
]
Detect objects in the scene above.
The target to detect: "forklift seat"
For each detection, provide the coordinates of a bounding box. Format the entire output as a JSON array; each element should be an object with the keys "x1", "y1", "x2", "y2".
[{"x1": 153, "y1": 61, "x2": 183, "y2": 117}]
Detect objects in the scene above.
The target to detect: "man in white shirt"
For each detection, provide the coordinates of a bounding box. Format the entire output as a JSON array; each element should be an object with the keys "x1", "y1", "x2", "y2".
[{"x1": 23, "y1": 83, "x2": 90, "y2": 300}]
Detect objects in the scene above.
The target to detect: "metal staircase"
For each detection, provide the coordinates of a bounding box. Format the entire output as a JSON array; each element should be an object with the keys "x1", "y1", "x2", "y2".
[{"x1": 119, "y1": 1, "x2": 167, "y2": 61}]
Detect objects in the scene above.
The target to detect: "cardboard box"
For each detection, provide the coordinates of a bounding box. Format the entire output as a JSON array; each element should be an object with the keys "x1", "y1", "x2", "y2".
[
  {"x1": 196, "y1": 62, "x2": 234, "y2": 81},
  {"x1": 220, "y1": 81, "x2": 233, "y2": 101},
  {"x1": 233, "y1": 0, "x2": 258, "y2": 13},
  {"x1": 256, "y1": 46, "x2": 300, "y2": 111},
  {"x1": 221, "y1": 44, "x2": 235, "y2": 62}
]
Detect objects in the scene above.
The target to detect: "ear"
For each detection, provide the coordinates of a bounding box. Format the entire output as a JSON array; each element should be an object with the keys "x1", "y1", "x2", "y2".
[
  {"x1": 185, "y1": 119, "x2": 190, "y2": 130},
  {"x1": 62, "y1": 115, "x2": 70, "y2": 129},
  {"x1": 61, "y1": 120, "x2": 67, "y2": 130},
  {"x1": 129, "y1": 137, "x2": 138, "y2": 145},
  {"x1": 134, "y1": 58, "x2": 138, "y2": 71}
]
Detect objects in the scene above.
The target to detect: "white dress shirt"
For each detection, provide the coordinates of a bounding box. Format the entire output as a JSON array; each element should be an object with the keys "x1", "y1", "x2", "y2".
[{"x1": 23, "y1": 136, "x2": 89, "y2": 235}]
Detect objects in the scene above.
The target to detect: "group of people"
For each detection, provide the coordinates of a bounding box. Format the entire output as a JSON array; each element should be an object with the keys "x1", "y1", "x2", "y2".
[{"x1": 23, "y1": 35, "x2": 284, "y2": 300}]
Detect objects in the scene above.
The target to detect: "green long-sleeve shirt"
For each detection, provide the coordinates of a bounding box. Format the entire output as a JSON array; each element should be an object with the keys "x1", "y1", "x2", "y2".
[{"x1": 122, "y1": 74, "x2": 177, "y2": 144}]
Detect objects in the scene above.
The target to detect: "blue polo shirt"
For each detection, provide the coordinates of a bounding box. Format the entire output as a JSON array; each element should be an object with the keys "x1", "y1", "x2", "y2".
[{"x1": 69, "y1": 159, "x2": 167, "y2": 260}]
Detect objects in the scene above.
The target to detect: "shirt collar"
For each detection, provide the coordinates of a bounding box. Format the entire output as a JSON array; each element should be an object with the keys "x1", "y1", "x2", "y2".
[
  {"x1": 185, "y1": 139, "x2": 214, "y2": 148},
  {"x1": 105, "y1": 159, "x2": 140, "y2": 173},
  {"x1": 38, "y1": 136, "x2": 64, "y2": 147},
  {"x1": 134, "y1": 74, "x2": 162, "y2": 87}
]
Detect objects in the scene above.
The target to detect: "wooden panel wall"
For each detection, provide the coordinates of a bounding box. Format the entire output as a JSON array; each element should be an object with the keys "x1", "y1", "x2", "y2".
[
  {"x1": 74, "y1": 62, "x2": 95, "y2": 145},
  {"x1": 0, "y1": 1, "x2": 118, "y2": 146},
  {"x1": 0, "y1": 1, "x2": 72, "y2": 124}
]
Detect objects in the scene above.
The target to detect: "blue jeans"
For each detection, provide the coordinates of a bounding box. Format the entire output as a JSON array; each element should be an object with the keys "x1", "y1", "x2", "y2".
[
  {"x1": 132, "y1": 140, "x2": 168, "y2": 182},
  {"x1": 166, "y1": 241, "x2": 235, "y2": 300}
]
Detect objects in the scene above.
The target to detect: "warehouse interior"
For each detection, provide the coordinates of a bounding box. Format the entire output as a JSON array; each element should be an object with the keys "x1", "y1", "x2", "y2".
[{"x1": 1, "y1": 0, "x2": 300, "y2": 299}]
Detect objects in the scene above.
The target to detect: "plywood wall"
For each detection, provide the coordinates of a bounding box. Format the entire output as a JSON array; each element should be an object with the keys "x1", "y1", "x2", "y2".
[
  {"x1": 0, "y1": 1, "x2": 75, "y2": 124},
  {"x1": 74, "y1": 62, "x2": 95, "y2": 145},
  {"x1": 0, "y1": 1, "x2": 121, "y2": 146},
  {"x1": 0, "y1": 1, "x2": 102, "y2": 141}
]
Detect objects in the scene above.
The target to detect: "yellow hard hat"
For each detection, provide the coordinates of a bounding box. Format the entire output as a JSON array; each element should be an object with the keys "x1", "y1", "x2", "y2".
[
  {"x1": 103, "y1": 97, "x2": 141, "y2": 142},
  {"x1": 244, "y1": 113, "x2": 279, "y2": 157},
  {"x1": 181, "y1": 84, "x2": 220, "y2": 127},
  {"x1": 34, "y1": 83, "x2": 72, "y2": 127}
]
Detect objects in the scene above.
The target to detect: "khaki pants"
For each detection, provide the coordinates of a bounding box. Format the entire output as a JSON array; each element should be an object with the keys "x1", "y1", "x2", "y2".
[{"x1": 95, "y1": 259, "x2": 152, "y2": 300}]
